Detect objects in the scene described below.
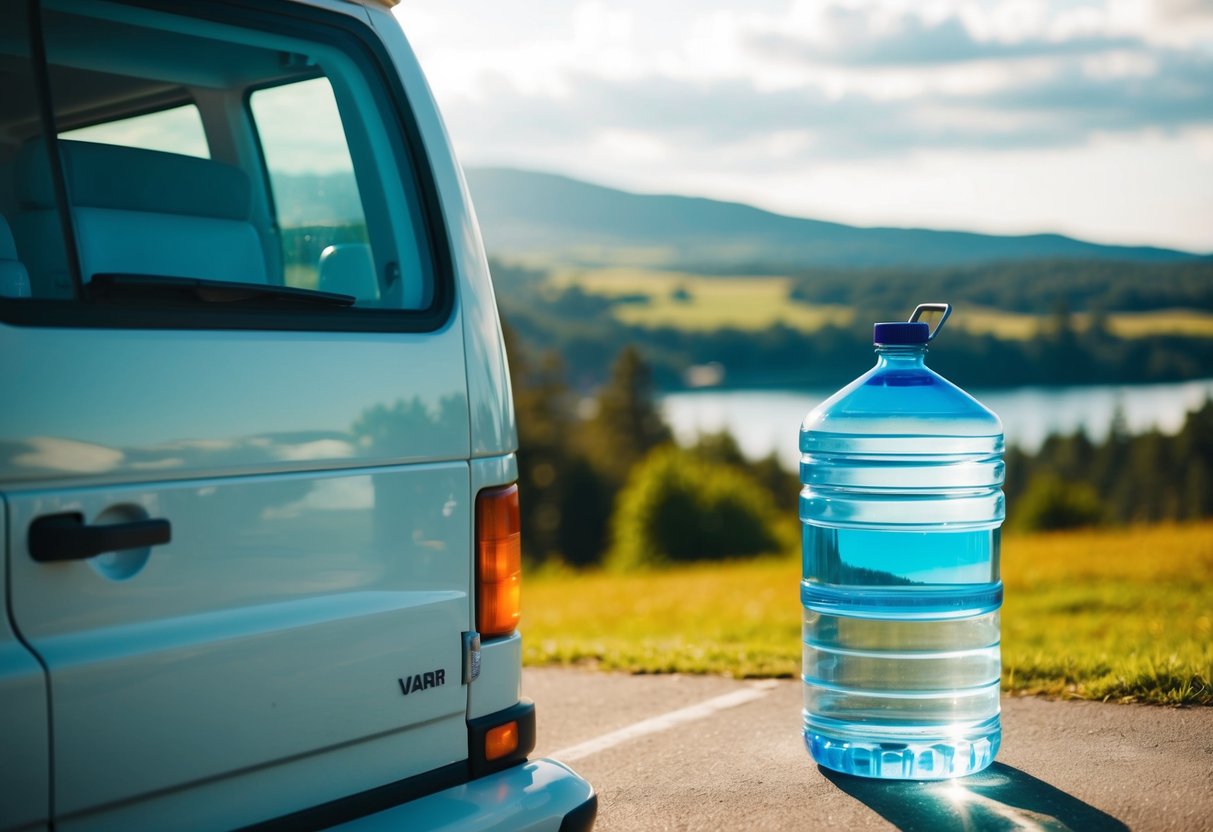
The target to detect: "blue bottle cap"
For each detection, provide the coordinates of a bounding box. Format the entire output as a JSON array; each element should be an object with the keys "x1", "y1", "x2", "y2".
[{"x1": 873, "y1": 321, "x2": 930, "y2": 345}]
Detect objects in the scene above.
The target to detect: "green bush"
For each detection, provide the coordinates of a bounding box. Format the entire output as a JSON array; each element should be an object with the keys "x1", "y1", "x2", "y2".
[
  {"x1": 1012, "y1": 473, "x2": 1105, "y2": 532},
  {"x1": 607, "y1": 447, "x2": 788, "y2": 569}
]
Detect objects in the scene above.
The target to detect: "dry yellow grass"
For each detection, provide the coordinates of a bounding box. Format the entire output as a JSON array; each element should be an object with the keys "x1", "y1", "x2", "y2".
[
  {"x1": 524, "y1": 522, "x2": 1213, "y2": 704},
  {"x1": 546, "y1": 272, "x2": 1213, "y2": 340},
  {"x1": 549, "y1": 268, "x2": 854, "y2": 332},
  {"x1": 1104, "y1": 309, "x2": 1213, "y2": 339},
  {"x1": 903, "y1": 305, "x2": 1213, "y2": 341},
  {"x1": 1001, "y1": 522, "x2": 1213, "y2": 586},
  {"x1": 952, "y1": 306, "x2": 1043, "y2": 339}
]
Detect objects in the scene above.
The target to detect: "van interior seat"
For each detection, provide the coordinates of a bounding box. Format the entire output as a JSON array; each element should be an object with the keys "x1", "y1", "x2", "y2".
[
  {"x1": 319, "y1": 243, "x2": 379, "y2": 302},
  {"x1": 0, "y1": 215, "x2": 31, "y2": 298},
  {"x1": 12, "y1": 140, "x2": 267, "y2": 293}
]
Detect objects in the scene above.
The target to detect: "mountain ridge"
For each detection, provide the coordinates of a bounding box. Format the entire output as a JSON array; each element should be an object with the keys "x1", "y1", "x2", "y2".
[{"x1": 464, "y1": 166, "x2": 1203, "y2": 270}]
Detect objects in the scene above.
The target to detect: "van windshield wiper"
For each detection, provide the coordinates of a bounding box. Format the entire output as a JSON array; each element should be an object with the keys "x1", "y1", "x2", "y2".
[{"x1": 88, "y1": 273, "x2": 356, "y2": 309}]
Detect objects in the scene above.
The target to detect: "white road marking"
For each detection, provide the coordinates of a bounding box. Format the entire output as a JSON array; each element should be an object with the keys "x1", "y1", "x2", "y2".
[{"x1": 548, "y1": 680, "x2": 780, "y2": 763}]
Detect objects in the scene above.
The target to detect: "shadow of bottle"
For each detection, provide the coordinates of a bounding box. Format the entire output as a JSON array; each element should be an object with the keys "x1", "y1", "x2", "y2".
[{"x1": 821, "y1": 762, "x2": 1129, "y2": 832}]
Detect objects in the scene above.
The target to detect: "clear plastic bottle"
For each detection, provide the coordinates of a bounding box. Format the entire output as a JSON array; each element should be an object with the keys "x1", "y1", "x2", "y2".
[{"x1": 800, "y1": 304, "x2": 1004, "y2": 780}]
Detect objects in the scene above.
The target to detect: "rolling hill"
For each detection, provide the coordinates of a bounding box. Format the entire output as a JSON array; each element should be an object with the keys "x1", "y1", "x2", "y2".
[{"x1": 464, "y1": 167, "x2": 1203, "y2": 271}]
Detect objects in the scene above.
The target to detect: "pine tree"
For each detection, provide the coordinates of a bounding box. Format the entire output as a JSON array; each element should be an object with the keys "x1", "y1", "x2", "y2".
[
  {"x1": 582, "y1": 345, "x2": 673, "y2": 486},
  {"x1": 503, "y1": 322, "x2": 578, "y2": 560}
]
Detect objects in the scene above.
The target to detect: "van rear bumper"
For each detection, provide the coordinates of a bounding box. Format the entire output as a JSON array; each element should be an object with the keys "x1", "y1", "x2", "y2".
[{"x1": 329, "y1": 758, "x2": 596, "y2": 832}]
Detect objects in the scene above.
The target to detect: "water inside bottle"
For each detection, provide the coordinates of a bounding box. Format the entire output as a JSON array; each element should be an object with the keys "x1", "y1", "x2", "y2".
[
  {"x1": 804, "y1": 526, "x2": 1000, "y2": 587},
  {"x1": 801, "y1": 527, "x2": 1002, "y2": 778}
]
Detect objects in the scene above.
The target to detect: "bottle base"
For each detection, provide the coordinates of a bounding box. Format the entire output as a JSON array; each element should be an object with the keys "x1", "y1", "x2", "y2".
[{"x1": 806, "y1": 718, "x2": 1000, "y2": 780}]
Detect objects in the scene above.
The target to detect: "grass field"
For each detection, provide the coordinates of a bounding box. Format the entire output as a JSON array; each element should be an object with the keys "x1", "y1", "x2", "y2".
[
  {"x1": 1103, "y1": 308, "x2": 1213, "y2": 339},
  {"x1": 548, "y1": 269, "x2": 1213, "y2": 339},
  {"x1": 551, "y1": 269, "x2": 855, "y2": 332},
  {"x1": 962, "y1": 306, "x2": 1213, "y2": 340},
  {"x1": 523, "y1": 522, "x2": 1213, "y2": 705}
]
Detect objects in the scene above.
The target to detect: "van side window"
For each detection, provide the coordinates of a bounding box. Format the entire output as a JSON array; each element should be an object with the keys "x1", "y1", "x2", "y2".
[
  {"x1": 0, "y1": 2, "x2": 66, "y2": 301},
  {"x1": 250, "y1": 79, "x2": 375, "y2": 301},
  {"x1": 0, "y1": 0, "x2": 446, "y2": 329},
  {"x1": 60, "y1": 105, "x2": 209, "y2": 160}
]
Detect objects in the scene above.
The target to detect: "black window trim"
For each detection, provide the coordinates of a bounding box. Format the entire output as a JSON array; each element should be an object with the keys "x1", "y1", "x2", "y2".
[
  {"x1": 1, "y1": 0, "x2": 455, "y2": 334},
  {"x1": 26, "y1": 0, "x2": 84, "y2": 298}
]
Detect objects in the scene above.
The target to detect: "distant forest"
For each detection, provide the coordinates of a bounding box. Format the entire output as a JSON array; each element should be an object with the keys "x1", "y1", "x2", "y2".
[
  {"x1": 1005, "y1": 400, "x2": 1213, "y2": 530},
  {"x1": 491, "y1": 258, "x2": 1213, "y2": 392},
  {"x1": 506, "y1": 332, "x2": 1213, "y2": 568},
  {"x1": 787, "y1": 258, "x2": 1213, "y2": 314}
]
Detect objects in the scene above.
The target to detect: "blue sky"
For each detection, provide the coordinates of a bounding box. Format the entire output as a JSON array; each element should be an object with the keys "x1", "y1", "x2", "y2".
[{"x1": 397, "y1": 0, "x2": 1213, "y2": 253}]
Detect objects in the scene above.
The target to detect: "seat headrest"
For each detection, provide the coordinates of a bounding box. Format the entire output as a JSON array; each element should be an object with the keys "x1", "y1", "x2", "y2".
[{"x1": 15, "y1": 139, "x2": 252, "y2": 220}]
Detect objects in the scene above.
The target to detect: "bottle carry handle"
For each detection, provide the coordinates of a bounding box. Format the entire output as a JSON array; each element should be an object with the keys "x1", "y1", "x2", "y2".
[{"x1": 909, "y1": 303, "x2": 951, "y2": 342}]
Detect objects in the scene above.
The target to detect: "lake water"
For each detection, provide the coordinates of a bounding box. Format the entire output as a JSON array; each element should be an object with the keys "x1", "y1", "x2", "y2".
[{"x1": 661, "y1": 378, "x2": 1213, "y2": 470}]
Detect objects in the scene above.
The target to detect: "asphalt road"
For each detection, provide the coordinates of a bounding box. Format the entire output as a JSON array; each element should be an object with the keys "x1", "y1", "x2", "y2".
[{"x1": 525, "y1": 667, "x2": 1213, "y2": 831}]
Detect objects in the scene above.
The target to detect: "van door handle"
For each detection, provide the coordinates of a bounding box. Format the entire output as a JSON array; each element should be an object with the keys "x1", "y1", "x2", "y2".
[{"x1": 28, "y1": 512, "x2": 172, "y2": 562}]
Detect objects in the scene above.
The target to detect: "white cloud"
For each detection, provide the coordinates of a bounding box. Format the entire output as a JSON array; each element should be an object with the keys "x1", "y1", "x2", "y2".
[
  {"x1": 261, "y1": 476, "x2": 373, "y2": 521},
  {"x1": 741, "y1": 127, "x2": 1213, "y2": 251},
  {"x1": 13, "y1": 437, "x2": 123, "y2": 473},
  {"x1": 273, "y1": 439, "x2": 357, "y2": 462},
  {"x1": 396, "y1": 0, "x2": 1213, "y2": 251},
  {"x1": 1145, "y1": 0, "x2": 1213, "y2": 46}
]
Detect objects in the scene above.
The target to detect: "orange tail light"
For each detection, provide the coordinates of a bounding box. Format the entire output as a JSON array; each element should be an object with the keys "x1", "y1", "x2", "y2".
[
  {"x1": 484, "y1": 720, "x2": 520, "y2": 761},
  {"x1": 476, "y1": 484, "x2": 521, "y2": 638}
]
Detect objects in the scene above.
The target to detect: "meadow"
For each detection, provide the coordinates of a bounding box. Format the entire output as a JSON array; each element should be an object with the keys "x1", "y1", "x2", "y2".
[
  {"x1": 523, "y1": 521, "x2": 1213, "y2": 705},
  {"x1": 548, "y1": 268, "x2": 1213, "y2": 340},
  {"x1": 551, "y1": 269, "x2": 854, "y2": 332}
]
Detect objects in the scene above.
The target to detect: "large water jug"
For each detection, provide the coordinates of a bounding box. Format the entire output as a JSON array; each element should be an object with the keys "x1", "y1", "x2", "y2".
[{"x1": 800, "y1": 304, "x2": 1004, "y2": 780}]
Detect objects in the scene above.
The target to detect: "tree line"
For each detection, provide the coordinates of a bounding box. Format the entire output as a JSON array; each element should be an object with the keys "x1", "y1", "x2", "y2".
[
  {"x1": 492, "y1": 259, "x2": 1213, "y2": 392},
  {"x1": 787, "y1": 258, "x2": 1213, "y2": 314},
  {"x1": 1005, "y1": 399, "x2": 1213, "y2": 531},
  {"x1": 506, "y1": 330, "x2": 1213, "y2": 568}
]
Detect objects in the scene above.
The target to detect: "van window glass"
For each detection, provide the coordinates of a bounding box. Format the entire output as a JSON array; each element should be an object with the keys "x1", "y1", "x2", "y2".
[
  {"x1": 60, "y1": 105, "x2": 209, "y2": 159},
  {"x1": 1, "y1": 0, "x2": 441, "y2": 324},
  {"x1": 0, "y1": 1, "x2": 71, "y2": 300},
  {"x1": 250, "y1": 79, "x2": 370, "y2": 295}
]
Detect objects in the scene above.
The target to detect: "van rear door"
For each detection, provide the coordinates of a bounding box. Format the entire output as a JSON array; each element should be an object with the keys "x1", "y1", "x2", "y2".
[{"x1": 0, "y1": 2, "x2": 471, "y2": 828}]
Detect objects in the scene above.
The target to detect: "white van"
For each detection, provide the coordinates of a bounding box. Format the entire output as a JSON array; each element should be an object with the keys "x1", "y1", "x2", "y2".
[{"x1": 0, "y1": 1, "x2": 595, "y2": 829}]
